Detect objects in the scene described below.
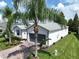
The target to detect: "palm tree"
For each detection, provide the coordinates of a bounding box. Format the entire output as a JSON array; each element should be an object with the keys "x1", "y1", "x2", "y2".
[
  {"x1": 3, "y1": 7, "x2": 14, "y2": 44},
  {"x1": 13, "y1": 0, "x2": 46, "y2": 58},
  {"x1": 26, "y1": 0, "x2": 46, "y2": 58}
]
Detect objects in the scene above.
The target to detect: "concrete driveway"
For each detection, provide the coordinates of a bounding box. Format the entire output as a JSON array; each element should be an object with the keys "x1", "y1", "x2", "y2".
[{"x1": 0, "y1": 41, "x2": 35, "y2": 59}]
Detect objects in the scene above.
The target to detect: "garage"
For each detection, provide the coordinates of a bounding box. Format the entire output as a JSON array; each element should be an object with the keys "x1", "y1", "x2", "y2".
[{"x1": 29, "y1": 33, "x2": 46, "y2": 43}]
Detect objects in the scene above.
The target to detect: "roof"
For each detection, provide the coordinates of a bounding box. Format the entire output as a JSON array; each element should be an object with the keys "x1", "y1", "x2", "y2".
[
  {"x1": 29, "y1": 20, "x2": 64, "y2": 32},
  {"x1": 38, "y1": 21, "x2": 62, "y2": 31},
  {"x1": 13, "y1": 20, "x2": 68, "y2": 32},
  {"x1": 15, "y1": 25, "x2": 27, "y2": 29}
]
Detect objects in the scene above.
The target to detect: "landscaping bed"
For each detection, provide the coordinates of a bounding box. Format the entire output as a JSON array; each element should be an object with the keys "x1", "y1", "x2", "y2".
[{"x1": 0, "y1": 37, "x2": 21, "y2": 51}]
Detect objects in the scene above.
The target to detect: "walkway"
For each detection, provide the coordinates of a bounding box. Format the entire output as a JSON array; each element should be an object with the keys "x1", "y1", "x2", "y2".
[{"x1": 0, "y1": 41, "x2": 35, "y2": 59}]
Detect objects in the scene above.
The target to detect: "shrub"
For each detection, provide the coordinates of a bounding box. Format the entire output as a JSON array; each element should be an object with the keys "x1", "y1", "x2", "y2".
[
  {"x1": 68, "y1": 31, "x2": 71, "y2": 34},
  {"x1": 12, "y1": 36, "x2": 22, "y2": 41}
]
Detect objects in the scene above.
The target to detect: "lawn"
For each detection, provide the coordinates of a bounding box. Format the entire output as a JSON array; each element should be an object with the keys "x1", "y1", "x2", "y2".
[
  {"x1": 0, "y1": 37, "x2": 21, "y2": 51},
  {"x1": 38, "y1": 33, "x2": 79, "y2": 59}
]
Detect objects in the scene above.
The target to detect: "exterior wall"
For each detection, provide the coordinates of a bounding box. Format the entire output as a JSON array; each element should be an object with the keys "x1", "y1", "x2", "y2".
[
  {"x1": 48, "y1": 28, "x2": 68, "y2": 46},
  {"x1": 27, "y1": 25, "x2": 49, "y2": 42},
  {"x1": 27, "y1": 25, "x2": 48, "y2": 37},
  {"x1": 13, "y1": 27, "x2": 22, "y2": 37},
  {"x1": 21, "y1": 30, "x2": 27, "y2": 39},
  {"x1": 13, "y1": 27, "x2": 27, "y2": 39}
]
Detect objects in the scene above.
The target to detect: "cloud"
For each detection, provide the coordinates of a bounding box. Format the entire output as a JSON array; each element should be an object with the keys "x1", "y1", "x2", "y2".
[
  {"x1": 53, "y1": 2, "x2": 79, "y2": 20},
  {"x1": 65, "y1": 0, "x2": 79, "y2": 4},
  {"x1": 55, "y1": 3, "x2": 64, "y2": 10},
  {"x1": 63, "y1": 4, "x2": 79, "y2": 20},
  {"x1": 11, "y1": 2, "x2": 13, "y2": 5},
  {"x1": 0, "y1": 1, "x2": 7, "y2": 9},
  {"x1": 47, "y1": 0, "x2": 79, "y2": 20}
]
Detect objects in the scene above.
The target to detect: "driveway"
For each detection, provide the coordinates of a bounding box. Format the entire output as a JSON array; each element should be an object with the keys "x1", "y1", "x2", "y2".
[{"x1": 0, "y1": 41, "x2": 35, "y2": 59}]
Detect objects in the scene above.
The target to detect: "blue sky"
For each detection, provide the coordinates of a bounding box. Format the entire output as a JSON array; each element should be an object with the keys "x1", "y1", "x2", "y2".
[
  {"x1": 46, "y1": 0, "x2": 60, "y2": 8},
  {"x1": 5, "y1": 0, "x2": 13, "y2": 8},
  {"x1": 0, "y1": 0, "x2": 79, "y2": 20}
]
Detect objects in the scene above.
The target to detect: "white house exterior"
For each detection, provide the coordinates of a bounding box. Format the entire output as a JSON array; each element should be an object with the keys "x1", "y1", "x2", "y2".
[
  {"x1": 12, "y1": 20, "x2": 68, "y2": 46},
  {"x1": 0, "y1": 22, "x2": 7, "y2": 36},
  {"x1": 12, "y1": 25, "x2": 27, "y2": 39},
  {"x1": 48, "y1": 28, "x2": 68, "y2": 46}
]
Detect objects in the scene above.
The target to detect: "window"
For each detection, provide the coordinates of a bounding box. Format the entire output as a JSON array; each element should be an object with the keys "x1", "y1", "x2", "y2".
[{"x1": 16, "y1": 30, "x2": 20, "y2": 35}]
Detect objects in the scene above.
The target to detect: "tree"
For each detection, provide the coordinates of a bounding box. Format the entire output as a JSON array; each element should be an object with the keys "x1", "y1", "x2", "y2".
[
  {"x1": 28, "y1": 0, "x2": 46, "y2": 58},
  {"x1": 68, "y1": 19, "x2": 73, "y2": 31},
  {"x1": 58, "y1": 12, "x2": 67, "y2": 25},
  {"x1": 3, "y1": 7, "x2": 13, "y2": 44},
  {"x1": 68, "y1": 13, "x2": 79, "y2": 33},
  {"x1": 53, "y1": 12, "x2": 67, "y2": 29},
  {"x1": 13, "y1": 0, "x2": 47, "y2": 58},
  {"x1": 74, "y1": 13, "x2": 78, "y2": 21},
  {"x1": 72, "y1": 13, "x2": 79, "y2": 33},
  {"x1": 39, "y1": 38, "x2": 49, "y2": 49}
]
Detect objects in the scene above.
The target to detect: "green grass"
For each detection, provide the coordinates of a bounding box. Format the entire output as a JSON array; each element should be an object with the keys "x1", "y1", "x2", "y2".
[
  {"x1": 38, "y1": 33, "x2": 79, "y2": 59},
  {"x1": 0, "y1": 37, "x2": 21, "y2": 51}
]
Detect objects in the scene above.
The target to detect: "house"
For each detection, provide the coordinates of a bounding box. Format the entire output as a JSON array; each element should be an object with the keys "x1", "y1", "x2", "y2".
[
  {"x1": 12, "y1": 20, "x2": 68, "y2": 46},
  {"x1": 0, "y1": 15, "x2": 7, "y2": 36},
  {"x1": 0, "y1": 22, "x2": 6, "y2": 36}
]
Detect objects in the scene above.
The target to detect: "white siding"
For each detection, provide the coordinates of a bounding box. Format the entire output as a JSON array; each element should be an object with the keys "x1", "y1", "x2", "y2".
[
  {"x1": 13, "y1": 27, "x2": 22, "y2": 38},
  {"x1": 22, "y1": 30, "x2": 27, "y2": 39},
  {"x1": 48, "y1": 28, "x2": 68, "y2": 46},
  {"x1": 13, "y1": 26, "x2": 27, "y2": 39}
]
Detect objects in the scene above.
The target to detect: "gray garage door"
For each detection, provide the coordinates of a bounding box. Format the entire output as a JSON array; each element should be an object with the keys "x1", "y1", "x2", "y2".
[{"x1": 29, "y1": 33, "x2": 46, "y2": 43}]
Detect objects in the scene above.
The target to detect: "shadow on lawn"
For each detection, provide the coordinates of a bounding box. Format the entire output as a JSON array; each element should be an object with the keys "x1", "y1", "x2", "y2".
[
  {"x1": 38, "y1": 50, "x2": 51, "y2": 56},
  {"x1": 74, "y1": 33, "x2": 79, "y2": 40}
]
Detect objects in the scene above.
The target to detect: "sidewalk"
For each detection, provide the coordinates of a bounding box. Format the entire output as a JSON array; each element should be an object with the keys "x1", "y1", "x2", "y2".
[{"x1": 0, "y1": 41, "x2": 34, "y2": 59}]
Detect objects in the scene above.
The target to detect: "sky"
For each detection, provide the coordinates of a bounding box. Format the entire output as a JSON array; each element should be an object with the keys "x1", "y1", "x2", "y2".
[
  {"x1": 46, "y1": 0, "x2": 79, "y2": 20},
  {"x1": 0, "y1": 0, "x2": 79, "y2": 20}
]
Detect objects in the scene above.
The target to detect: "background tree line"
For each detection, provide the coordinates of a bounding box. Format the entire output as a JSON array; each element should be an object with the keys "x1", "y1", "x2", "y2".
[{"x1": 68, "y1": 13, "x2": 79, "y2": 33}]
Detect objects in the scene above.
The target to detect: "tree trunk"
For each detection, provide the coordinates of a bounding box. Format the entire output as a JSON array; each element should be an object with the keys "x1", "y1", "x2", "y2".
[
  {"x1": 34, "y1": 19, "x2": 38, "y2": 58},
  {"x1": 35, "y1": 32, "x2": 38, "y2": 57},
  {"x1": 9, "y1": 31, "x2": 12, "y2": 44}
]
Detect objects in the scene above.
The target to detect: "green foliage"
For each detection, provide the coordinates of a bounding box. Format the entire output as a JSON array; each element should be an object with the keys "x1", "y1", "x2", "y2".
[
  {"x1": 54, "y1": 12, "x2": 67, "y2": 25},
  {"x1": 68, "y1": 19, "x2": 73, "y2": 31},
  {"x1": 27, "y1": 0, "x2": 46, "y2": 21},
  {"x1": 68, "y1": 13, "x2": 79, "y2": 33},
  {"x1": 39, "y1": 39, "x2": 49, "y2": 48},
  {"x1": 74, "y1": 13, "x2": 78, "y2": 21},
  {"x1": 3, "y1": 7, "x2": 14, "y2": 44},
  {"x1": 11, "y1": 36, "x2": 22, "y2": 41},
  {"x1": 3, "y1": 7, "x2": 12, "y2": 18},
  {"x1": 0, "y1": 37, "x2": 21, "y2": 51}
]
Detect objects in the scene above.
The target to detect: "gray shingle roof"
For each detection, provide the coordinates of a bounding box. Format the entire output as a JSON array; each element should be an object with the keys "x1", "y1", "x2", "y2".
[
  {"x1": 16, "y1": 25, "x2": 27, "y2": 29},
  {"x1": 38, "y1": 20, "x2": 62, "y2": 31},
  {"x1": 29, "y1": 20, "x2": 63, "y2": 32},
  {"x1": 13, "y1": 20, "x2": 68, "y2": 32}
]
